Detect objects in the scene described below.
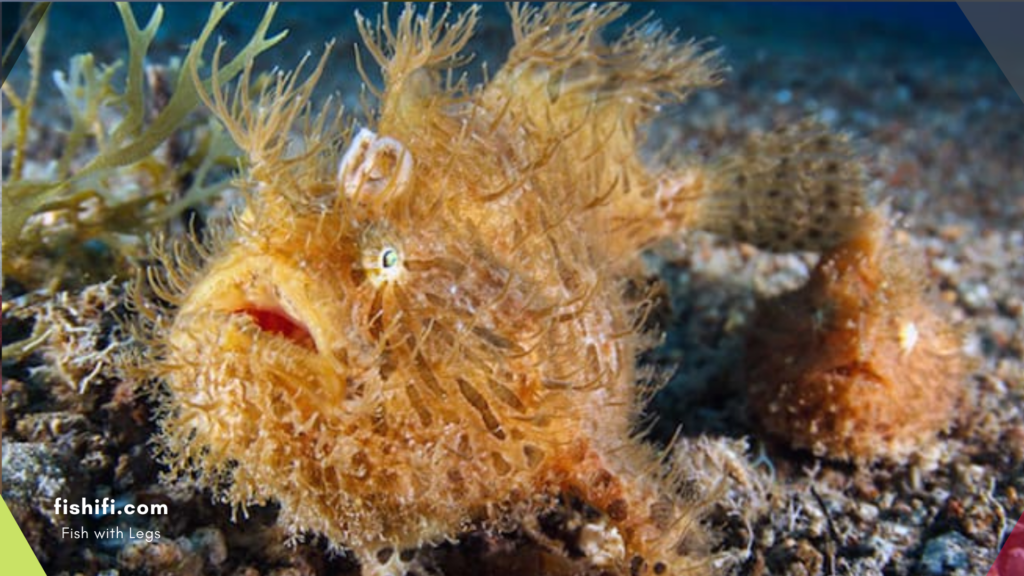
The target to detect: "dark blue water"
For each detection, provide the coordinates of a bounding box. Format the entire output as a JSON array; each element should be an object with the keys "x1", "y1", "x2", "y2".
[
  {"x1": 712, "y1": 2, "x2": 979, "y2": 41},
  {"x1": 36, "y1": 2, "x2": 989, "y2": 64},
  {"x1": 4, "y1": 2, "x2": 1008, "y2": 110}
]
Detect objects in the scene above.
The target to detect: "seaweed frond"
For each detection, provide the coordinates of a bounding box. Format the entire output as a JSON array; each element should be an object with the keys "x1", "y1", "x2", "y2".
[
  {"x1": 1, "y1": 3, "x2": 47, "y2": 183},
  {"x1": 1, "y1": 2, "x2": 286, "y2": 287}
]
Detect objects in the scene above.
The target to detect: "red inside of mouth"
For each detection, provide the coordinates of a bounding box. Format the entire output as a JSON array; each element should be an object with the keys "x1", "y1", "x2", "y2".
[{"x1": 235, "y1": 307, "x2": 317, "y2": 351}]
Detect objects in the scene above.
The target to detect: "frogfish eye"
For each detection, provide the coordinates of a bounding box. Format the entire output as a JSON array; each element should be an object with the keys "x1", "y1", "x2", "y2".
[{"x1": 381, "y1": 247, "x2": 399, "y2": 269}]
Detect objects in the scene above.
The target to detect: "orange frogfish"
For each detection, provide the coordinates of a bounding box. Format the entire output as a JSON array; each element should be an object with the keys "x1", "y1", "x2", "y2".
[{"x1": 135, "y1": 4, "x2": 869, "y2": 574}]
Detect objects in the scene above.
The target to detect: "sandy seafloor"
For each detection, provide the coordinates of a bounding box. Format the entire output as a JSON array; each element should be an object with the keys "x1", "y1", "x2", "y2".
[{"x1": 2, "y1": 3, "x2": 1022, "y2": 575}]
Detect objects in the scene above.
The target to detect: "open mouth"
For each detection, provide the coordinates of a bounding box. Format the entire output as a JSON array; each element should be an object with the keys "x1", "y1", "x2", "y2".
[{"x1": 235, "y1": 306, "x2": 317, "y2": 351}]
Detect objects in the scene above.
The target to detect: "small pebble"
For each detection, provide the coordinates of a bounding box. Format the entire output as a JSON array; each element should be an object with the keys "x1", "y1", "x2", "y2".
[
  {"x1": 959, "y1": 281, "x2": 993, "y2": 311},
  {"x1": 933, "y1": 257, "x2": 959, "y2": 277},
  {"x1": 918, "y1": 532, "x2": 971, "y2": 575}
]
